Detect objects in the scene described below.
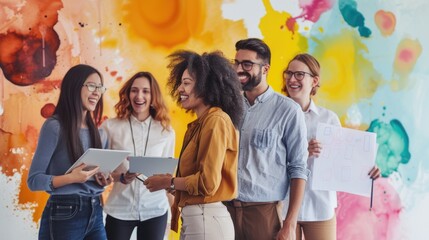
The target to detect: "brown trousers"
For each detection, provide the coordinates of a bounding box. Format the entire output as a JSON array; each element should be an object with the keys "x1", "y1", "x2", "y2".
[
  {"x1": 225, "y1": 200, "x2": 282, "y2": 240},
  {"x1": 296, "y1": 214, "x2": 336, "y2": 240}
]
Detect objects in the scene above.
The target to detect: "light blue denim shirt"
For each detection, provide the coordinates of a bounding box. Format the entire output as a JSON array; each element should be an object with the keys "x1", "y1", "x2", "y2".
[{"x1": 237, "y1": 86, "x2": 310, "y2": 202}]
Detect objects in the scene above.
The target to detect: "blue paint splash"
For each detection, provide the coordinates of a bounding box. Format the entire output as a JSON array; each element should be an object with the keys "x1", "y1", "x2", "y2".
[{"x1": 339, "y1": 0, "x2": 372, "y2": 37}]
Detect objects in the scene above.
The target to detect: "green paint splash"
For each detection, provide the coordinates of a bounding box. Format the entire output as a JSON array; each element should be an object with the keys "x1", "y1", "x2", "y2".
[
  {"x1": 367, "y1": 119, "x2": 411, "y2": 177},
  {"x1": 339, "y1": 0, "x2": 371, "y2": 37}
]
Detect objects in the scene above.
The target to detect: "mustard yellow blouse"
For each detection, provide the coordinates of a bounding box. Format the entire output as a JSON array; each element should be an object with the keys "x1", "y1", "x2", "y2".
[{"x1": 171, "y1": 107, "x2": 238, "y2": 231}]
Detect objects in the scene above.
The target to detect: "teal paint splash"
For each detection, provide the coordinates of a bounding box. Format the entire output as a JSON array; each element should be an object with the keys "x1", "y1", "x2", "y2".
[
  {"x1": 338, "y1": 0, "x2": 371, "y2": 37},
  {"x1": 367, "y1": 119, "x2": 411, "y2": 177}
]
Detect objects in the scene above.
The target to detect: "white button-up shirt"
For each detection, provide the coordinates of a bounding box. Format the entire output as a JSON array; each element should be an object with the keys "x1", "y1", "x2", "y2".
[
  {"x1": 284, "y1": 100, "x2": 340, "y2": 221},
  {"x1": 101, "y1": 115, "x2": 175, "y2": 221}
]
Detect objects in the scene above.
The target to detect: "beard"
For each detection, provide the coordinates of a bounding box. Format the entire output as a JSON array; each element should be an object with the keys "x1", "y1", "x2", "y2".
[{"x1": 239, "y1": 70, "x2": 262, "y2": 91}]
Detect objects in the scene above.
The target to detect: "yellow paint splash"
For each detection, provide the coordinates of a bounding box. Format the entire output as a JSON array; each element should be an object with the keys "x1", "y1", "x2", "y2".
[
  {"x1": 260, "y1": 0, "x2": 309, "y2": 92},
  {"x1": 311, "y1": 29, "x2": 383, "y2": 115}
]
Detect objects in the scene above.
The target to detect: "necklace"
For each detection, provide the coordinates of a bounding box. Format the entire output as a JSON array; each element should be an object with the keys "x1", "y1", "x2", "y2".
[{"x1": 128, "y1": 116, "x2": 152, "y2": 156}]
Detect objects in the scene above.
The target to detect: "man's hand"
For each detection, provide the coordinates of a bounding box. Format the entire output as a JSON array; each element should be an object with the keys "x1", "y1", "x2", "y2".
[{"x1": 276, "y1": 221, "x2": 297, "y2": 240}]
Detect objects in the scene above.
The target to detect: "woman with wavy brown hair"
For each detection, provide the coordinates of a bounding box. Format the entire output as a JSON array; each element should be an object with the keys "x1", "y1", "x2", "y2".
[{"x1": 101, "y1": 71, "x2": 175, "y2": 240}]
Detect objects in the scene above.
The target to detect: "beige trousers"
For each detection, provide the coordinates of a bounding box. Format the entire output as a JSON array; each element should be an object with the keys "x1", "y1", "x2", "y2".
[{"x1": 180, "y1": 202, "x2": 234, "y2": 240}]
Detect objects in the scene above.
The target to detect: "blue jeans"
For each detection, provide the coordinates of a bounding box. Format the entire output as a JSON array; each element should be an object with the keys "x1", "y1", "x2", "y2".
[{"x1": 39, "y1": 195, "x2": 107, "y2": 240}]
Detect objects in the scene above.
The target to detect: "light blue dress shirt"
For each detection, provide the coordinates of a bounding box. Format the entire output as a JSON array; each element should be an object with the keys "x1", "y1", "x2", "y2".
[
  {"x1": 237, "y1": 87, "x2": 309, "y2": 202},
  {"x1": 283, "y1": 100, "x2": 341, "y2": 221}
]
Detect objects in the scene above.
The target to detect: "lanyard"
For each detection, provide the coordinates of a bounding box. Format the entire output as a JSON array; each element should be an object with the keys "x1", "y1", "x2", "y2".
[{"x1": 128, "y1": 116, "x2": 152, "y2": 157}]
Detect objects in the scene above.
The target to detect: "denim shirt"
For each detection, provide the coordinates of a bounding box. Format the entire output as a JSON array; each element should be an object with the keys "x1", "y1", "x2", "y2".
[{"x1": 237, "y1": 87, "x2": 309, "y2": 202}]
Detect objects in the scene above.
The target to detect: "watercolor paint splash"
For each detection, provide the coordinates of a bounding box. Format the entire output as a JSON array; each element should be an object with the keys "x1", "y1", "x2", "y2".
[
  {"x1": 336, "y1": 178, "x2": 402, "y2": 240},
  {"x1": 367, "y1": 119, "x2": 411, "y2": 177},
  {"x1": 392, "y1": 38, "x2": 422, "y2": 90},
  {"x1": 119, "y1": 0, "x2": 206, "y2": 48},
  {"x1": 285, "y1": 0, "x2": 335, "y2": 34},
  {"x1": 338, "y1": 0, "x2": 371, "y2": 37},
  {"x1": 374, "y1": 10, "x2": 396, "y2": 37},
  {"x1": 0, "y1": 0, "x2": 63, "y2": 86}
]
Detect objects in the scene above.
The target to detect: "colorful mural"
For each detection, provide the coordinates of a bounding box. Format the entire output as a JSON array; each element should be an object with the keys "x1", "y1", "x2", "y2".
[{"x1": 1, "y1": 0, "x2": 428, "y2": 239}]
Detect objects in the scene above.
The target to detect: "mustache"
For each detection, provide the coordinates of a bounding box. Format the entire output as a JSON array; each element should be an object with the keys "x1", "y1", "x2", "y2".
[{"x1": 237, "y1": 72, "x2": 251, "y2": 78}]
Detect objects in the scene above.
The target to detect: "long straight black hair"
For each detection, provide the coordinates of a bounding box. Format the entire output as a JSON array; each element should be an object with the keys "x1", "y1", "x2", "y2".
[{"x1": 53, "y1": 64, "x2": 104, "y2": 163}]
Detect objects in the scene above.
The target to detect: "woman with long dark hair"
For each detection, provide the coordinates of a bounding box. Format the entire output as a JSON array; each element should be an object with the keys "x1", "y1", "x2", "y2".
[{"x1": 27, "y1": 64, "x2": 111, "y2": 239}]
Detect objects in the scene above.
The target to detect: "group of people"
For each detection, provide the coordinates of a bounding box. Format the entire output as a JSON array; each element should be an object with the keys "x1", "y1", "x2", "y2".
[{"x1": 27, "y1": 38, "x2": 380, "y2": 240}]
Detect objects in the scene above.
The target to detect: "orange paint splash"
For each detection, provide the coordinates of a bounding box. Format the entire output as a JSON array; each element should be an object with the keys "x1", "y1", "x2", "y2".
[
  {"x1": 392, "y1": 38, "x2": 422, "y2": 89},
  {"x1": 393, "y1": 38, "x2": 422, "y2": 74},
  {"x1": 374, "y1": 10, "x2": 396, "y2": 36},
  {"x1": 0, "y1": 0, "x2": 63, "y2": 86},
  {"x1": 120, "y1": 0, "x2": 206, "y2": 48}
]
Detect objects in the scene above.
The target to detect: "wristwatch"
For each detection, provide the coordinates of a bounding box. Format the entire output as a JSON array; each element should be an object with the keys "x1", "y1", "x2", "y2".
[{"x1": 170, "y1": 177, "x2": 175, "y2": 190}]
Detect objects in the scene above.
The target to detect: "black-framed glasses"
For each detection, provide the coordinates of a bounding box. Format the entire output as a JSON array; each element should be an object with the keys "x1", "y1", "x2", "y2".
[
  {"x1": 83, "y1": 83, "x2": 107, "y2": 94},
  {"x1": 283, "y1": 70, "x2": 314, "y2": 81},
  {"x1": 233, "y1": 59, "x2": 265, "y2": 71}
]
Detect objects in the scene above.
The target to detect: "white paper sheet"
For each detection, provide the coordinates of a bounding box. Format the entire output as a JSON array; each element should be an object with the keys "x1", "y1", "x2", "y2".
[{"x1": 311, "y1": 123, "x2": 377, "y2": 197}]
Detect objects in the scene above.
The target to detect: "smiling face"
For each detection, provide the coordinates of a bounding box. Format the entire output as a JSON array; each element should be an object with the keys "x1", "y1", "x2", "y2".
[
  {"x1": 129, "y1": 77, "x2": 152, "y2": 121},
  {"x1": 284, "y1": 59, "x2": 319, "y2": 109},
  {"x1": 234, "y1": 49, "x2": 266, "y2": 91},
  {"x1": 178, "y1": 69, "x2": 207, "y2": 117},
  {"x1": 81, "y1": 73, "x2": 103, "y2": 114}
]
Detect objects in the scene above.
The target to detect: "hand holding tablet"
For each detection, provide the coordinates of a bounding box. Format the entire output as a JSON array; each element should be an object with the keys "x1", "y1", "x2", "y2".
[
  {"x1": 65, "y1": 148, "x2": 131, "y2": 174},
  {"x1": 128, "y1": 156, "x2": 178, "y2": 177}
]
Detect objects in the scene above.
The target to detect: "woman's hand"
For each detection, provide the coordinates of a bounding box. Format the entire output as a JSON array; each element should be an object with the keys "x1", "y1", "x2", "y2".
[
  {"x1": 70, "y1": 164, "x2": 99, "y2": 183},
  {"x1": 119, "y1": 172, "x2": 139, "y2": 184},
  {"x1": 95, "y1": 172, "x2": 113, "y2": 186},
  {"x1": 308, "y1": 139, "x2": 322, "y2": 157},
  {"x1": 144, "y1": 174, "x2": 172, "y2": 192},
  {"x1": 368, "y1": 166, "x2": 381, "y2": 180}
]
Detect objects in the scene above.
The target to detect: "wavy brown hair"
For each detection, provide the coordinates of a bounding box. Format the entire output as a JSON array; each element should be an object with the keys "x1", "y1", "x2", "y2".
[{"x1": 114, "y1": 71, "x2": 171, "y2": 131}]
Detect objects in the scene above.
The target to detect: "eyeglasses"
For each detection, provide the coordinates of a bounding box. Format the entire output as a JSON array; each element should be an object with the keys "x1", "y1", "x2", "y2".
[
  {"x1": 83, "y1": 83, "x2": 107, "y2": 94},
  {"x1": 233, "y1": 59, "x2": 265, "y2": 71},
  {"x1": 283, "y1": 70, "x2": 314, "y2": 81}
]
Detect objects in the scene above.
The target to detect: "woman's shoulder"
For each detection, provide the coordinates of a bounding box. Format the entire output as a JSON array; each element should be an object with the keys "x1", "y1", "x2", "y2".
[{"x1": 42, "y1": 116, "x2": 61, "y2": 131}]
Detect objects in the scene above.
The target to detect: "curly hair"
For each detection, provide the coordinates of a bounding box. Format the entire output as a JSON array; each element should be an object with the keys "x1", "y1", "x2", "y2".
[
  {"x1": 166, "y1": 50, "x2": 243, "y2": 128},
  {"x1": 282, "y1": 53, "x2": 321, "y2": 96},
  {"x1": 114, "y1": 71, "x2": 171, "y2": 131}
]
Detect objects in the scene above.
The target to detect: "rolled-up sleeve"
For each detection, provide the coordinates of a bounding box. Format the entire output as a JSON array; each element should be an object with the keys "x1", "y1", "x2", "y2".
[{"x1": 284, "y1": 107, "x2": 310, "y2": 180}]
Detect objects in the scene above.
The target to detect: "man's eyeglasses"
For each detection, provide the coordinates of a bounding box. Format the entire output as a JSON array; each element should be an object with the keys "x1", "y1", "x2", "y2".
[
  {"x1": 283, "y1": 70, "x2": 314, "y2": 81},
  {"x1": 233, "y1": 60, "x2": 265, "y2": 71},
  {"x1": 83, "y1": 83, "x2": 107, "y2": 94}
]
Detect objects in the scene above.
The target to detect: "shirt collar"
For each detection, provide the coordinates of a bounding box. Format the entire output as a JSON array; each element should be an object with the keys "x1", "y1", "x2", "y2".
[
  {"x1": 129, "y1": 114, "x2": 152, "y2": 125},
  {"x1": 244, "y1": 86, "x2": 274, "y2": 104},
  {"x1": 306, "y1": 99, "x2": 319, "y2": 115}
]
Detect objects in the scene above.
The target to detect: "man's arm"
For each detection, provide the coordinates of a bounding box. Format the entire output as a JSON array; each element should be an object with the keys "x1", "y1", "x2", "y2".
[{"x1": 277, "y1": 178, "x2": 306, "y2": 240}]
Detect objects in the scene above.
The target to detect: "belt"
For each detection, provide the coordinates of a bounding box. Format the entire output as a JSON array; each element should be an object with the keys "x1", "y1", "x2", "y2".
[{"x1": 224, "y1": 199, "x2": 277, "y2": 208}]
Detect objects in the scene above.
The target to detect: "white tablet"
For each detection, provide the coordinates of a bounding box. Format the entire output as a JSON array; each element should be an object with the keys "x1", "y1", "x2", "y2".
[
  {"x1": 65, "y1": 148, "x2": 130, "y2": 174},
  {"x1": 128, "y1": 156, "x2": 178, "y2": 177}
]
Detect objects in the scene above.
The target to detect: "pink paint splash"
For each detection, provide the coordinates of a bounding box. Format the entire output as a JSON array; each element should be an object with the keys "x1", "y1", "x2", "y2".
[
  {"x1": 336, "y1": 178, "x2": 402, "y2": 240},
  {"x1": 398, "y1": 49, "x2": 414, "y2": 63},
  {"x1": 286, "y1": 0, "x2": 335, "y2": 34}
]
